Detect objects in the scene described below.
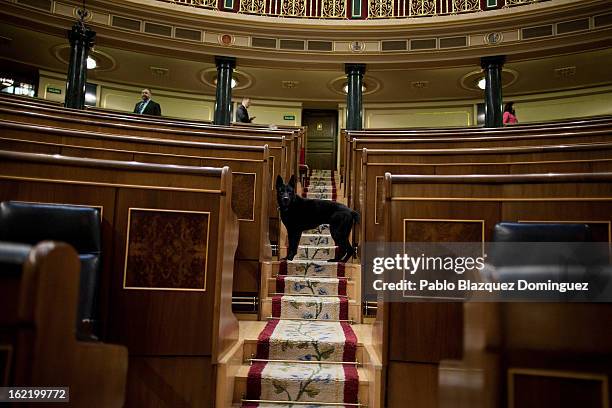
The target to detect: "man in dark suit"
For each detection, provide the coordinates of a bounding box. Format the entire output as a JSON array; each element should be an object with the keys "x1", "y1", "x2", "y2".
[
  {"x1": 133, "y1": 88, "x2": 161, "y2": 116},
  {"x1": 236, "y1": 97, "x2": 255, "y2": 123}
]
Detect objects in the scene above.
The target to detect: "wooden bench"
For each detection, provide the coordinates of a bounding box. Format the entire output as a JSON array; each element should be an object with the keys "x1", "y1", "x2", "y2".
[
  {"x1": 0, "y1": 150, "x2": 239, "y2": 406},
  {"x1": 340, "y1": 116, "x2": 612, "y2": 184},
  {"x1": 357, "y1": 143, "x2": 612, "y2": 245},
  {"x1": 0, "y1": 99, "x2": 301, "y2": 183},
  {"x1": 0, "y1": 241, "x2": 128, "y2": 407},
  {"x1": 346, "y1": 130, "x2": 612, "y2": 208},
  {"x1": 0, "y1": 135, "x2": 271, "y2": 305},
  {"x1": 373, "y1": 172, "x2": 612, "y2": 407}
]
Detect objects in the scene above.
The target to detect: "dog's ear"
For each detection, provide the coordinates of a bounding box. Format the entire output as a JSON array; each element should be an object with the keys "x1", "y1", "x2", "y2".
[
  {"x1": 288, "y1": 175, "x2": 296, "y2": 189},
  {"x1": 275, "y1": 175, "x2": 284, "y2": 190}
]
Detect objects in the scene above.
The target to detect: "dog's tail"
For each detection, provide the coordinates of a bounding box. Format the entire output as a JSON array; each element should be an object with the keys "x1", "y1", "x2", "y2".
[{"x1": 351, "y1": 210, "x2": 360, "y2": 225}]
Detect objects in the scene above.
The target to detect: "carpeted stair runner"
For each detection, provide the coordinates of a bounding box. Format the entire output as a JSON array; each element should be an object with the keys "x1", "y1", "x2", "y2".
[
  {"x1": 244, "y1": 170, "x2": 360, "y2": 407},
  {"x1": 276, "y1": 275, "x2": 348, "y2": 296}
]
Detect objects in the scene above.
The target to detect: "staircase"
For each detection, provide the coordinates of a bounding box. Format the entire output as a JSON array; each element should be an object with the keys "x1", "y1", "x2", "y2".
[{"x1": 234, "y1": 170, "x2": 368, "y2": 407}]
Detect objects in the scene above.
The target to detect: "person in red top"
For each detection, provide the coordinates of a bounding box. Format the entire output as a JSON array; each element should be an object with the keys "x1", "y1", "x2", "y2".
[{"x1": 503, "y1": 102, "x2": 518, "y2": 125}]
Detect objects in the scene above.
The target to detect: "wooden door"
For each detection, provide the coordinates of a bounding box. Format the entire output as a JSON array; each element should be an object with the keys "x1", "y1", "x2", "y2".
[{"x1": 303, "y1": 110, "x2": 337, "y2": 170}]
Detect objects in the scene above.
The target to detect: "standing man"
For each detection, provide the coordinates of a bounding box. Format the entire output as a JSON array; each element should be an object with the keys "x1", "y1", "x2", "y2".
[
  {"x1": 134, "y1": 88, "x2": 161, "y2": 116},
  {"x1": 236, "y1": 97, "x2": 256, "y2": 123}
]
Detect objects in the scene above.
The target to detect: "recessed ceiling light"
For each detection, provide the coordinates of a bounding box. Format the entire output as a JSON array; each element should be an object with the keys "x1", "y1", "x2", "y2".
[
  {"x1": 342, "y1": 83, "x2": 366, "y2": 94},
  {"x1": 85, "y1": 92, "x2": 97, "y2": 104},
  {"x1": 214, "y1": 77, "x2": 238, "y2": 88},
  {"x1": 477, "y1": 77, "x2": 486, "y2": 90},
  {"x1": 86, "y1": 56, "x2": 97, "y2": 70}
]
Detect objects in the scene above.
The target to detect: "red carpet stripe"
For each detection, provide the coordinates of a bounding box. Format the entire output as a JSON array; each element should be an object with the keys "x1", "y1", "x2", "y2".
[
  {"x1": 275, "y1": 275, "x2": 286, "y2": 293},
  {"x1": 271, "y1": 295, "x2": 282, "y2": 317},
  {"x1": 338, "y1": 277, "x2": 347, "y2": 296},
  {"x1": 342, "y1": 363, "x2": 359, "y2": 404},
  {"x1": 245, "y1": 361, "x2": 267, "y2": 401},
  {"x1": 279, "y1": 260, "x2": 287, "y2": 275},
  {"x1": 339, "y1": 297, "x2": 349, "y2": 320},
  {"x1": 337, "y1": 262, "x2": 345, "y2": 277},
  {"x1": 256, "y1": 319, "x2": 280, "y2": 359},
  {"x1": 340, "y1": 322, "x2": 357, "y2": 362}
]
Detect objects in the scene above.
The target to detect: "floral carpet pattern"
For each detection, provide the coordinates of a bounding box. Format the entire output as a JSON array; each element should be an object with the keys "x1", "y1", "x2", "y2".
[{"x1": 244, "y1": 170, "x2": 359, "y2": 407}]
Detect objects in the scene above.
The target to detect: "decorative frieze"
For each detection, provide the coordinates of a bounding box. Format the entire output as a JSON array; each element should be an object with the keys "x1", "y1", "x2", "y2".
[
  {"x1": 171, "y1": 0, "x2": 218, "y2": 9},
  {"x1": 281, "y1": 0, "x2": 306, "y2": 17},
  {"x1": 321, "y1": 0, "x2": 346, "y2": 18},
  {"x1": 368, "y1": 0, "x2": 393, "y2": 18}
]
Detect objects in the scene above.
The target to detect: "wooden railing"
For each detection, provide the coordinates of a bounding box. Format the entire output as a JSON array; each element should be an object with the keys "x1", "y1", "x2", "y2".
[{"x1": 157, "y1": 0, "x2": 545, "y2": 19}]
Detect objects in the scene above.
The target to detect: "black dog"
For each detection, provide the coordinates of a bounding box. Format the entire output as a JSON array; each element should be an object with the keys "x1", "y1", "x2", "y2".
[{"x1": 276, "y1": 174, "x2": 359, "y2": 262}]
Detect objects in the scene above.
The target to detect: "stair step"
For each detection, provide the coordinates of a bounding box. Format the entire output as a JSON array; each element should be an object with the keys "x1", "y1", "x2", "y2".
[
  {"x1": 240, "y1": 321, "x2": 372, "y2": 366},
  {"x1": 233, "y1": 363, "x2": 368, "y2": 404},
  {"x1": 261, "y1": 297, "x2": 361, "y2": 323},
  {"x1": 241, "y1": 403, "x2": 362, "y2": 407},
  {"x1": 245, "y1": 319, "x2": 357, "y2": 363},
  {"x1": 294, "y1": 245, "x2": 339, "y2": 261},
  {"x1": 268, "y1": 276, "x2": 355, "y2": 298},
  {"x1": 243, "y1": 324, "x2": 365, "y2": 364},
  {"x1": 299, "y1": 234, "x2": 333, "y2": 246},
  {"x1": 263, "y1": 261, "x2": 359, "y2": 280},
  {"x1": 303, "y1": 224, "x2": 331, "y2": 234},
  {"x1": 304, "y1": 188, "x2": 336, "y2": 193},
  {"x1": 305, "y1": 193, "x2": 335, "y2": 199}
]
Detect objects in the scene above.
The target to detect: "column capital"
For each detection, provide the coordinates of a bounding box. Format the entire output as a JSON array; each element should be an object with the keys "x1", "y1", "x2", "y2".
[
  {"x1": 345, "y1": 63, "x2": 366, "y2": 76},
  {"x1": 215, "y1": 56, "x2": 236, "y2": 69},
  {"x1": 67, "y1": 21, "x2": 96, "y2": 47},
  {"x1": 480, "y1": 55, "x2": 506, "y2": 70}
]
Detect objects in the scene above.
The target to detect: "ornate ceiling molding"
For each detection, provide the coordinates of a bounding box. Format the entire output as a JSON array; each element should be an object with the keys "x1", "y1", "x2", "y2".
[
  {"x1": 51, "y1": 43, "x2": 117, "y2": 71},
  {"x1": 1, "y1": 0, "x2": 611, "y2": 69},
  {"x1": 199, "y1": 67, "x2": 254, "y2": 90}
]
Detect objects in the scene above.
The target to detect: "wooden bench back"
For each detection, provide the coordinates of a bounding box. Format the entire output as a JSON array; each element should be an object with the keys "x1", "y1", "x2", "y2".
[
  {"x1": 341, "y1": 116, "x2": 612, "y2": 181},
  {"x1": 0, "y1": 118, "x2": 282, "y2": 234},
  {"x1": 0, "y1": 150, "x2": 239, "y2": 404},
  {"x1": 0, "y1": 151, "x2": 238, "y2": 358},
  {"x1": 376, "y1": 172, "x2": 612, "y2": 407},
  {"x1": 356, "y1": 143, "x2": 612, "y2": 245},
  {"x1": 346, "y1": 131, "x2": 612, "y2": 207},
  {"x1": 0, "y1": 136, "x2": 271, "y2": 298},
  {"x1": 0, "y1": 99, "x2": 300, "y2": 182}
]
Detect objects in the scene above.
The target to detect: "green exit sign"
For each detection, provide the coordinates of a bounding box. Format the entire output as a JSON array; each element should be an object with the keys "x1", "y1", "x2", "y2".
[
  {"x1": 47, "y1": 86, "x2": 62, "y2": 94},
  {"x1": 283, "y1": 115, "x2": 295, "y2": 120}
]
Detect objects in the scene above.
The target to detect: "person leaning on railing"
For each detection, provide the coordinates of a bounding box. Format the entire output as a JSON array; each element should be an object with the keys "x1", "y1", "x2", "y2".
[{"x1": 134, "y1": 88, "x2": 162, "y2": 116}]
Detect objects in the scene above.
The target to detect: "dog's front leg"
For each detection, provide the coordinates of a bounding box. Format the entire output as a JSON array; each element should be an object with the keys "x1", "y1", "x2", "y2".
[{"x1": 286, "y1": 229, "x2": 302, "y2": 261}]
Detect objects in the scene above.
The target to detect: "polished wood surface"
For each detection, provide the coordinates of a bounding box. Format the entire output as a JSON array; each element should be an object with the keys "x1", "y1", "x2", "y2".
[
  {"x1": 381, "y1": 172, "x2": 612, "y2": 408},
  {"x1": 358, "y1": 146, "x2": 612, "y2": 245},
  {"x1": 341, "y1": 115, "x2": 612, "y2": 184},
  {"x1": 386, "y1": 362, "x2": 439, "y2": 408},
  {"x1": 348, "y1": 131, "x2": 612, "y2": 207},
  {"x1": 0, "y1": 151, "x2": 239, "y2": 406},
  {"x1": 0, "y1": 116, "x2": 284, "y2": 246},
  {"x1": 0, "y1": 98, "x2": 300, "y2": 182},
  {"x1": 388, "y1": 302, "x2": 463, "y2": 363},
  {"x1": 0, "y1": 138, "x2": 272, "y2": 296}
]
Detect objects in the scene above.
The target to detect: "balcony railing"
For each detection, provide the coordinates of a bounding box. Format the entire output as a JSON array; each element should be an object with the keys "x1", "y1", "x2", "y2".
[{"x1": 160, "y1": 0, "x2": 544, "y2": 19}]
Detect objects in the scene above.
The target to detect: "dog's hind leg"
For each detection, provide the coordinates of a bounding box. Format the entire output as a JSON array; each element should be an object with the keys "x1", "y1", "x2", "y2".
[
  {"x1": 340, "y1": 240, "x2": 355, "y2": 262},
  {"x1": 328, "y1": 220, "x2": 351, "y2": 263},
  {"x1": 285, "y1": 229, "x2": 302, "y2": 261}
]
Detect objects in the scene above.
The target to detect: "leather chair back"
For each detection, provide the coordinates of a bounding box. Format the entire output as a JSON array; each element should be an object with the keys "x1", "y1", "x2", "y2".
[
  {"x1": 491, "y1": 222, "x2": 592, "y2": 267},
  {"x1": 0, "y1": 201, "x2": 102, "y2": 338}
]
